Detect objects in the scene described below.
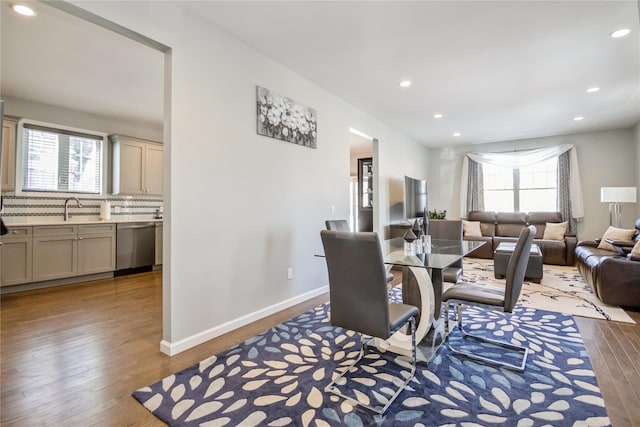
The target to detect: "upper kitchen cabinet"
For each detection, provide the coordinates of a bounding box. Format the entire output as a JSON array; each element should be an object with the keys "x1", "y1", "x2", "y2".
[
  {"x1": 110, "y1": 134, "x2": 163, "y2": 195},
  {"x1": 2, "y1": 117, "x2": 18, "y2": 191}
]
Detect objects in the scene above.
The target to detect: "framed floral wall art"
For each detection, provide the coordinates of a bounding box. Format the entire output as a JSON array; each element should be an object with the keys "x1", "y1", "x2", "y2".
[{"x1": 256, "y1": 86, "x2": 317, "y2": 149}]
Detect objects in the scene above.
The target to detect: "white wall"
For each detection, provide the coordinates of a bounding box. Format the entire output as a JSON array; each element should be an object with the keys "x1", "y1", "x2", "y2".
[
  {"x1": 71, "y1": 1, "x2": 428, "y2": 353},
  {"x1": 379, "y1": 137, "x2": 430, "y2": 235},
  {"x1": 428, "y1": 127, "x2": 637, "y2": 240},
  {"x1": 3, "y1": 96, "x2": 162, "y2": 141}
]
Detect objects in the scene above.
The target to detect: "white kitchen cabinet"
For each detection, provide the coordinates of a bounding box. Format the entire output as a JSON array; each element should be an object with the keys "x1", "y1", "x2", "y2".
[
  {"x1": 111, "y1": 135, "x2": 163, "y2": 195},
  {"x1": 1, "y1": 227, "x2": 32, "y2": 286},
  {"x1": 78, "y1": 224, "x2": 116, "y2": 275},
  {"x1": 32, "y1": 225, "x2": 78, "y2": 282},
  {"x1": 2, "y1": 117, "x2": 18, "y2": 191}
]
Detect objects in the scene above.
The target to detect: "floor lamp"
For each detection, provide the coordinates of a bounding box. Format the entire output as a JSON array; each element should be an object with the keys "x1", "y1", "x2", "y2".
[{"x1": 601, "y1": 187, "x2": 637, "y2": 228}]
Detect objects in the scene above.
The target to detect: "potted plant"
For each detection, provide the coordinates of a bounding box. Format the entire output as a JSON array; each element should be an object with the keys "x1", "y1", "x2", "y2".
[{"x1": 427, "y1": 209, "x2": 447, "y2": 220}]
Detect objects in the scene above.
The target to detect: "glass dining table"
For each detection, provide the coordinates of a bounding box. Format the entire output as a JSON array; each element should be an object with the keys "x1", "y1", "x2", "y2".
[
  {"x1": 317, "y1": 235, "x2": 486, "y2": 362},
  {"x1": 382, "y1": 238, "x2": 485, "y2": 317},
  {"x1": 377, "y1": 237, "x2": 485, "y2": 362}
]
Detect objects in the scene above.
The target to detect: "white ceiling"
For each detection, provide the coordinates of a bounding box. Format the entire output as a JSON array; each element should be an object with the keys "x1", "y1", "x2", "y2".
[
  {"x1": 2, "y1": 1, "x2": 639, "y2": 148},
  {"x1": 183, "y1": 1, "x2": 640, "y2": 147},
  {"x1": 0, "y1": 1, "x2": 164, "y2": 127}
]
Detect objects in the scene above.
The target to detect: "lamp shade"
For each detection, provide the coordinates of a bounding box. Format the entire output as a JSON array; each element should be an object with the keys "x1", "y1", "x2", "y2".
[{"x1": 600, "y1": 187, "x2": 637, "y2": 203}]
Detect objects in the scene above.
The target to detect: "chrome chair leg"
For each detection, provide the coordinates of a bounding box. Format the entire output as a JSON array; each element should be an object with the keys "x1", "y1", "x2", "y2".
[
  {"x1": 325, "y1": 334, "x2": 369, "y2": 398},
  {"x1": 325, "y1": 317, "x2": 417, "y2": 415},
  {"x1": 443, "y1": 302, "x2": 528, "y2": 372},
  {"x1": 430, "y1": 318, "x2": 444, "y2": 349}
]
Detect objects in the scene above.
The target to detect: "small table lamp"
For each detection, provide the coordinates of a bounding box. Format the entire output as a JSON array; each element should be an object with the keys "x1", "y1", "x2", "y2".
[{"x1": 601, "y1": 187, "x2": 637, "y2": 227}]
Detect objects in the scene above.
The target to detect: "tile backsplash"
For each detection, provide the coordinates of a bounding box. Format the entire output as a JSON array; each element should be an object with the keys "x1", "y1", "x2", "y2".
[{"x1": 0, "y1": 195, "x2": 163, "y2": 219}]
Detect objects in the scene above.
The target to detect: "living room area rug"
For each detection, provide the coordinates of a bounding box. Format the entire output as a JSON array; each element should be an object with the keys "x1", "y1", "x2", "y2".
[
  {"x1": 134, "y1": 300, "x2": 611, "y2": 426},
  {"x1": 460, "y1": 258, "x2": 635, "y2": 324}
]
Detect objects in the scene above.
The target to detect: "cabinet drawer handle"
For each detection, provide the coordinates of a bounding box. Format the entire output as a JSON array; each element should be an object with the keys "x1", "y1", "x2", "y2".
[
  {"x1": 78, "y1": 237, "x2": 83, "y2": 240},
  {"x1": 12, "y1": 230, "x2": 19, "y2": 234}
]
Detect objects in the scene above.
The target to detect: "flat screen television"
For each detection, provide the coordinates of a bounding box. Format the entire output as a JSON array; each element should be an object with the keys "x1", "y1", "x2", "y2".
[{"x1": 404, "y1": 175, "x2": 427, "y2": 219}]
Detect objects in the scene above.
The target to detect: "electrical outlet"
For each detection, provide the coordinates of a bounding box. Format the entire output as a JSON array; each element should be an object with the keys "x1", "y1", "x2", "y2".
[
  {"x1": 330, "y1": 205, "x2": 336, "y2": 214},
  {"x1": 287, "y1": 268, "x2": 293, "y2": 280}
]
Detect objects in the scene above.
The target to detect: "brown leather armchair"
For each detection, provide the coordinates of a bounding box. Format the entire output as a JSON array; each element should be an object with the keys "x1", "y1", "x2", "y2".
[{"x1": 575, "y1": 219, "x2": 640, "y2": 308}]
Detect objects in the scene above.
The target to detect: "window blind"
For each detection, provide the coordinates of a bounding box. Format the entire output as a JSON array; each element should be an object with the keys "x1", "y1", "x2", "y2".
[{"x1": 22, "y1": 124, "x2": 103, "y2": 194}]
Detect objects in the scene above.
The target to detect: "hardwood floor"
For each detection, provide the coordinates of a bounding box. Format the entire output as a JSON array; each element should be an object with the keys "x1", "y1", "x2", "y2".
[
  {"x1": 1, "y1": 271, "x2": 638, "y2": 426},
  {"x1": 575, "y1": 310, "x2": 640, "y2": 426},
  {"x1": 0, "y1": 272, "x2": 326, "y2": 426}
]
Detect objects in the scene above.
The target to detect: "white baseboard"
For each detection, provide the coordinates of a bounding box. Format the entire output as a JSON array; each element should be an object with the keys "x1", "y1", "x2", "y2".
[{"x1": 160, "y1": 285, "x2": 329, "y2": 356}]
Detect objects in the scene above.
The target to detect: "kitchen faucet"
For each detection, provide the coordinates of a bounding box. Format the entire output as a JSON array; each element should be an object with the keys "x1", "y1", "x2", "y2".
[{"x1": 64, "y1": 197, "x2": 82, "y2": 221}]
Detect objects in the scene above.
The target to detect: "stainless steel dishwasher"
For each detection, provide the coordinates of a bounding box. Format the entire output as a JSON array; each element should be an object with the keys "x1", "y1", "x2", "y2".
[{"x1": 116, "y1": 222, "x2": 156, "y2": 271}]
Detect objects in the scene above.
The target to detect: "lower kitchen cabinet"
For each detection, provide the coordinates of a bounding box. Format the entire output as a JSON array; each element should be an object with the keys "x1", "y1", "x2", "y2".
[
  {"x1": 0, "y1": 227, "x2": 33, "y2": 286},
  {"x1": 32, "y1": 224, "x2": 116, "y2": 283},
  {"x1": 32, "y1": 225, "x2": 78, "y2": 282},
  {"x1": 78, "y1": 224, "x2": 116, "y2": 275}
]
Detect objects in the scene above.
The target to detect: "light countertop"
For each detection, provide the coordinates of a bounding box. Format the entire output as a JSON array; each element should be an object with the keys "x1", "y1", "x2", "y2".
[{"x1": 2, "y1": 217, "x2": 163, "y2": 227}]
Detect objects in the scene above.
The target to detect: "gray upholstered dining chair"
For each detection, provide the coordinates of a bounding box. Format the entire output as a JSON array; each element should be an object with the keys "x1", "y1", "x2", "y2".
[
  {"x1": 325, "y1": 219, "x2": 395, "y2": 284},
  {"x1": 325, "y1": 219, "x2": 350, "y2": 232},
  {"x1": 441, "y1": 225, "x2": 536, "y2": 371},
  {"x1": 320, "y1": 230, "x2": 419, "y2": 415},
  {"x1": 428, "y1": 219, "x2": 464, "y2": 283}
]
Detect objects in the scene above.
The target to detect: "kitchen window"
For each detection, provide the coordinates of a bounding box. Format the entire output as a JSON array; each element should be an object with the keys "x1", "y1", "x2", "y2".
[
  {"x1": 18, "y1": 121, "x2": 107, "y2": 195},
  {"x1": 483, "y1": 157, "x2": 558, "y2": 212}
]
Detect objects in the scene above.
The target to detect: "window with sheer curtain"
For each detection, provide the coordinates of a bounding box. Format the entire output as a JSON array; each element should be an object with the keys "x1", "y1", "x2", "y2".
[
  {"x1": 483, "y1": 157, "x2": 558, "y2": 212},
  {"x1": 461, "y1": 144, "x2": 584, "y2": 228},
  {"x1": 21, "y1": 123, "x2": 105, "y2": 194}
]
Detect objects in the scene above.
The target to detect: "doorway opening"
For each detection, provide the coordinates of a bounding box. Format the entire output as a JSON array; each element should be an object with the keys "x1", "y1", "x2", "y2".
[
  {"x1": 1, "y1": 1, "x2": 172, "y2": 338},
  {"x1": 349, "y1": 128, "x2": 374, "y2": 232}
]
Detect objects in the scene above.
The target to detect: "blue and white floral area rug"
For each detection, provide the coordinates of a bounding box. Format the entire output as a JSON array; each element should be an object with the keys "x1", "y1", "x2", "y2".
[{"x1": 133, "y1": 300, "x2": 611, "y2": 427}]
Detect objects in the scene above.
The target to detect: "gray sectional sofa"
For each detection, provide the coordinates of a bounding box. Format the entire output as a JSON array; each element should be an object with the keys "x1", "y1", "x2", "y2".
[{"x1": 463, "y1": 211, "x2": 577, "y2": 266}]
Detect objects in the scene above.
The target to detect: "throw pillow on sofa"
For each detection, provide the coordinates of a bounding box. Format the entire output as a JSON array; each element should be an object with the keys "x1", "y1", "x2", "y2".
[
  {"x1": 631, "y1": 240, "x2": 640, "y2": 257},
  {"x1": 597, "y1": 226, "x2": 637, "y2": 251},
  {"x1": 543, "y1": 222, "x2": 567, "y2": 240},
  {"x1": 462, "y1": 220, "x2": 482, "y2": 237}
]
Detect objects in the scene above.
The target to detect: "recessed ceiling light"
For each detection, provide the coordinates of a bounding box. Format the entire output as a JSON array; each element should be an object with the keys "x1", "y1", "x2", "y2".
[
  {"x1": 586, "y1": 87, "x2": 600, "y2": 93},
  {"x1": 433, "y1": 113, "x2": 443, "y2": 119},
  {"x1": 399, "y1": 80, "x2": 412, "y2": 88},
  {"x1": 11, "y1": 3, "x2": 36, "y2": 16},
  {"x1": 574, "y1": 116, "x2": 584, "y2": 121},
  {"x1": 610, "y1": 28, "x2": 630, "y2": 38},
  {"x1": 453, "y1": 132, "x2": 461, "y2": 137}
]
